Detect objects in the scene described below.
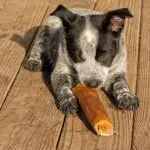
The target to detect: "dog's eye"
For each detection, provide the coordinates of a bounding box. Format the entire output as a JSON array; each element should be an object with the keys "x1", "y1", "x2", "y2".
[
  {"x1": 100, "y1": 49, "x2": 108, "y2": 55},
  {"x1": 95, "y1": 49, "x2": 109, "y2": 63},
  {"x1": 95, "y1": 49, "x2": 108, "y2": 58},
  {"x1": 101, "y1": 49, "x2": 107, "y2": 53}
]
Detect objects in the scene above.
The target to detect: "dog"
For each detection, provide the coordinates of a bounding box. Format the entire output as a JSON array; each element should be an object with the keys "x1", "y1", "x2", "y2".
[{"x1": 24, "y1": 5, "x2": 139, "y2": 114}]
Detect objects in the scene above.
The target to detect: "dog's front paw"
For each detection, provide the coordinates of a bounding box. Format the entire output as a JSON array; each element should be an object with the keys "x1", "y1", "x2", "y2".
[
  {"x1": 58, "y1": 91, "x2": 78, "y2": 114},
  {"x1": 114, "y1": 92, "x2": 139, "y2": 110},
  {"x1": 24, "y1": 58, "x2": 42, "y2": 71}
]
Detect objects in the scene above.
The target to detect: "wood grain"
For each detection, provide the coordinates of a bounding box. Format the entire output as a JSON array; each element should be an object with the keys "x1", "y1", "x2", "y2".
[
  {"x1": 0, "y1": 69, "x2": 64, "y2": 150},
  {"x1": 0, "y1": 0, "x2": 50, "y2": 108},
  {"x1": 0, "y1": 0, "x2": 6, "y2": 9},
  {"x1": 57, "y1": 0, "x2": 142, "y2": 149},
  {"x1": 131, "y1": 0, "x2": 150, "y2": 149},
  {"x1": 49, "y1": 0, "x2": 96, "y2": 10}
]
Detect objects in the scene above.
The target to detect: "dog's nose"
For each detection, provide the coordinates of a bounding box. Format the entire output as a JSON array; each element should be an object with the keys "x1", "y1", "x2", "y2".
[{"x1": 84, "y1": 79, "x2": 101, "y2": 88}]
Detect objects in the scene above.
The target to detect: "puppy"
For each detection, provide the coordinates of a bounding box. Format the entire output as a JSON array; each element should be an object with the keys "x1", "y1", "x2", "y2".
[{"x1": 24, "y1": 5, "x2": 139, "y2": 114}]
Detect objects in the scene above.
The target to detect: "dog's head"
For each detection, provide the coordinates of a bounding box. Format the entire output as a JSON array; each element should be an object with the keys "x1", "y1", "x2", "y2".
[{"x1": 51, "y1": 5, "x2": 133, "y2": 87}]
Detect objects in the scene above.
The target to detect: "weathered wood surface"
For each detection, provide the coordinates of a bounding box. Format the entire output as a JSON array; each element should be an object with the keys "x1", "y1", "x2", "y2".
[
  {"x1": 0, "y1": 69, "x2": 64, "y2": 150},
  {"x1": 131, "y1": 0, "x2": 150, "y2": 149},
  {"x1": 0, "y1": 0, "x2": 50, "y2": 108},
  {"x1": 57, "y1": 0, "x2": 142, "y2": 150}
]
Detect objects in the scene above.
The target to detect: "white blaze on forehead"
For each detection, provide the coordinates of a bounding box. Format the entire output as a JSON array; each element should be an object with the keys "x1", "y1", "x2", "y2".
[
  {"x1": 83, "y1": 27, "x2": 96, "y2": 43},
  {"x1": 79, "y1": 17, "x2": 98, "y2": 57},
  {"x1": 82, "y1": 17, "x2": 98, "y2": 43}
]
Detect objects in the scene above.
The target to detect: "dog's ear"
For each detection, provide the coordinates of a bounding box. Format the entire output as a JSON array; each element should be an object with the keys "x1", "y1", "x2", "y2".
[
  {"x1": 50, "y1": 5, "x2": 78, "y2": 27},
  {"x1": 103, "y1": 8, "x2": 133, "y2": 32}
]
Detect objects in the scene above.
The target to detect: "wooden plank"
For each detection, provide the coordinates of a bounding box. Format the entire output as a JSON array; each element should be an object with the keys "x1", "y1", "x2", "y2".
[
  {"x1": 0, "y1": 1, "x2": 96, "y2": 149},
  {"x1": 0, "y1": 0, "x2": 6, "y2": 9},
  {"x1": 0, "y1": 69, "x2": 64, "y2": 150},
  {"x1": 0, "y1": 0, "x2": 50, "y2": 108},
  {"x1": 57, "y1": 0, "x2": 142, "y2": 149},
  {"x1": 131, "y1": 0, "x2": 150, "y2": 149},
  {"x1": 49, "y1": 0, "x2": 96, "y2": 10}
]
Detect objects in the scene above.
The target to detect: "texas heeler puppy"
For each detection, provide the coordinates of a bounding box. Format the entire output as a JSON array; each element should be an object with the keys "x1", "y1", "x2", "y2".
[{"x1": 24, "y1": 5, "x2": 139, "y2": 114}]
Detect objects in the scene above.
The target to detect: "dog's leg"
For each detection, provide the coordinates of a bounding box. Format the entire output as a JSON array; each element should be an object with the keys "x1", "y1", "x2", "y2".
[
  {"x1": 103, "y1": 34, "x2": 139, "y2": 110},
  {"x1": 24, "y1": 16, "x2": 63, "y2": 71},
  {"x1": 104, "y1": 73, "x2": 139, "y2": 110},
  {"x1": 51, "y1": 63, "x2": 78, "y2": 114},
  {"x1": 24, "y1": 39, "x2": 43, "y2": 71}
]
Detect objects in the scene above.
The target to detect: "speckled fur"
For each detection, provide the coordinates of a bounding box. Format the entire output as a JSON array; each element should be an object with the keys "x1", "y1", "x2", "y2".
[{"x1": 24, "y1": 5, "x2": 139, "y2": 114}]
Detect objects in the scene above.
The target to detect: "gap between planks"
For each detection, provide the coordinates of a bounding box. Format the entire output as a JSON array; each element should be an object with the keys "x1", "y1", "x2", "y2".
[
  {"x1": 131, "y1": 0, "x2": 143, "y2": 149},
  {"x1": 131, "y1": 0, "x2": 150, "y2": 149}
]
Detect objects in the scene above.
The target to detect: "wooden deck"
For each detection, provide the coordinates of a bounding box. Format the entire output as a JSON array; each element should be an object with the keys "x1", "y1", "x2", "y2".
[{"x1": 0, "y1": 0, "x2": 149, "y2": 149}]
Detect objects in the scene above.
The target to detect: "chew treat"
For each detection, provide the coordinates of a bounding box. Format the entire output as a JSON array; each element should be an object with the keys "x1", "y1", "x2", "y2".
[{"x1": 72, "y1": 84, "x2": 113, "y2": 136}]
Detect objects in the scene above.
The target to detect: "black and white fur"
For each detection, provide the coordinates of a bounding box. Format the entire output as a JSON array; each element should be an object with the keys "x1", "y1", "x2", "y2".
[{"x1": 24, "y1": 5, "x2": 139, "y2": 114}]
